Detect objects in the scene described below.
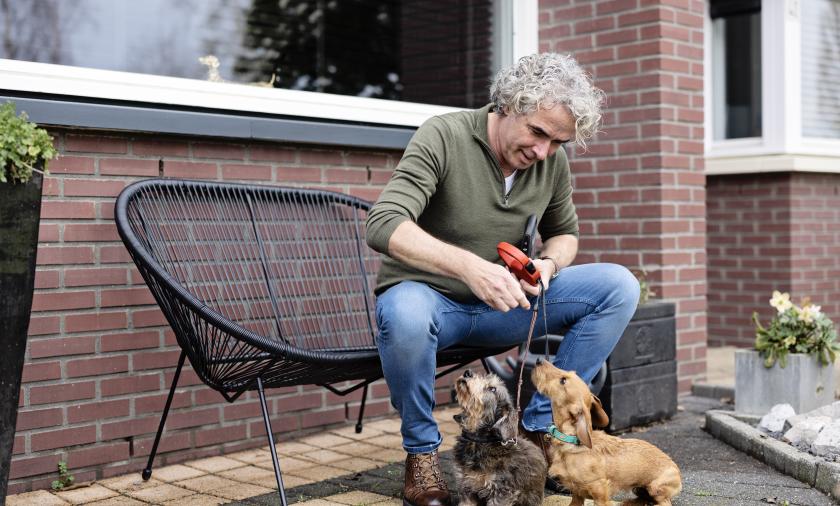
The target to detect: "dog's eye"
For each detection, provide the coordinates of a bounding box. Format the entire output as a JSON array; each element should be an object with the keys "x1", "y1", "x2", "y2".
[
  {"x1": 488, "y1": 386, "x2": 496, "y2": 393},
  {"x1": 560, "y1": 378, "x2": 567, "y2": 385}
]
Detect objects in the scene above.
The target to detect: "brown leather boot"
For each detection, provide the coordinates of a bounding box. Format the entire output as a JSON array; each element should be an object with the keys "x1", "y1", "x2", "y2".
[
  {"x1": 519, "y1": 425, "x2": 568, "y2": 493},
  {"x1": 402, "y1": 450, "x2": 452, "y2": 506}
]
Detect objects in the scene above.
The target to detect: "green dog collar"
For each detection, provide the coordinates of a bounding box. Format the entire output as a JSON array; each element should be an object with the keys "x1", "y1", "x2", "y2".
[{"x1": 547, "y1": 424, "x2": 580, "y2": 445}]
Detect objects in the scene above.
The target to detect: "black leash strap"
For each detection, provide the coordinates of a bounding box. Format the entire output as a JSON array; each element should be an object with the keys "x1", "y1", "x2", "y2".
[{"x1": 515, "y1": 280, "x2": 547, "y2": 413}]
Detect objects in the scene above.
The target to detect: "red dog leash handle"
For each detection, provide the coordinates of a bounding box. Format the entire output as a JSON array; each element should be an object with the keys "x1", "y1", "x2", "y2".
[{"x1": 497, "y1": 242, "x2": 540, "y2": 286}]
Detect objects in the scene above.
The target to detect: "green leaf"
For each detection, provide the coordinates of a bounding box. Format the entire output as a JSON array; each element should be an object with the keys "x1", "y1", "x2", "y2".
[{"x1": 0, "y1": 101, "x2": 57, "y2": 183}]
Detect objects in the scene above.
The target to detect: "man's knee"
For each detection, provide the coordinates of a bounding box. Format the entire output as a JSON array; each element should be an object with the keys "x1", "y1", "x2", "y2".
[
  {"x1": 376, "y1": 281, "x2": 440, "y2": 349},
  {"x1": 601, "y1": 263, "x2": 641, "y2": 308}
]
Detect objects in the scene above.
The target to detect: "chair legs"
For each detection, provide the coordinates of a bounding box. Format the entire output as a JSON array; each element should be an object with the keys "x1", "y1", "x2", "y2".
[
  {"x1": 142, "y1": 350, "x2": 186, "y2": 481},
  {"x1": 354, "y1": 384, "x2": 369, "y2": 434},
  {"x1": 257, "y1": 377, "x2": 288, "y2": 506}
]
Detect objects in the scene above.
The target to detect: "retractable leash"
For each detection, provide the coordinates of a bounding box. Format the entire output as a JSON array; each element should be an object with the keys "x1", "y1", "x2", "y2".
[{"x1": 496, "y1": 242, "x2": 550, "y2": 413}]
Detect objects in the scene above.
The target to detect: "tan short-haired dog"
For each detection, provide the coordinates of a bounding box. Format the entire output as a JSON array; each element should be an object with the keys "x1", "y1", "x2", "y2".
[{"x1": 531, "y1": 359, "x2": 682, "y2": 506}]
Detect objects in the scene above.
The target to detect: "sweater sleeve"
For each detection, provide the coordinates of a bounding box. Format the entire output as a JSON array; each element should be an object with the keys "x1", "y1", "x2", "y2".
[
  {"x1": 538, "y1": 148, "x2": 579, "y2": 240},
  {"x1": 365, "y1": 117, "x2": 448, "y2": 254}
]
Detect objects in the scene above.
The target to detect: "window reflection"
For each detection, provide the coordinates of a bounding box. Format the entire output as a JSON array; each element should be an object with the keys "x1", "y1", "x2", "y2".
[
  {"x1": 0, "y1": 0, "x2": 496, "y2": 109},
  {"x1": 710, "y1": 0, "x2": 762, "y2": 140},
  {"x1": 802, "y1": 0, "x2": 840, "y2": 139}
]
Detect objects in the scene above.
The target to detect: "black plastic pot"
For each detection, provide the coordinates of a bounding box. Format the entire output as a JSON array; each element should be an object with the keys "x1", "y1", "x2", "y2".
[{"x1": 0, "y1": 169, "x2": 43, "y2": 501}]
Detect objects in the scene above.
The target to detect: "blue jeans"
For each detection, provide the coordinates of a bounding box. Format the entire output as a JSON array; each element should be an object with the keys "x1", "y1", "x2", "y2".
[{"x1": 374, "y1": 263, "x2": 640, "y2": 454}]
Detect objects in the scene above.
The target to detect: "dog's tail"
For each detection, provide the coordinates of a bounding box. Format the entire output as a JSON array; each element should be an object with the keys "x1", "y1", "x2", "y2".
[{"x1": 636, "y1": 466, "x2": 683, "y2": 503}]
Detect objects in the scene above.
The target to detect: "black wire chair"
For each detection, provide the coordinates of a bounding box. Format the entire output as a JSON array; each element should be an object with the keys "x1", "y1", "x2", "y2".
[{"x1": 115, "y1": 178, "x2": 513, "y2": 505}]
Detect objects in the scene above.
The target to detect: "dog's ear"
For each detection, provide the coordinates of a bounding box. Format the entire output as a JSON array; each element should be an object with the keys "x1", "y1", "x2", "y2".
[
  {"x1": 574, "y1": 397, "x2": 593, "y2": 449},
  {"x1": 492, "y1": 406, "x2": 518, "y2": 441},
  {"x1": 589, "y1": 394, "x2": 609, "y2": 429}
]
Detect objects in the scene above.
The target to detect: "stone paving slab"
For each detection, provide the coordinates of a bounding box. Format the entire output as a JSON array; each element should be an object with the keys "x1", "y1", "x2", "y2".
[
  {"x1": 6, "y1": 489, "x2": 70, "y2": 505},
  {"x1": 54, "y1": 484, "x2": 120, "y2": 504}
]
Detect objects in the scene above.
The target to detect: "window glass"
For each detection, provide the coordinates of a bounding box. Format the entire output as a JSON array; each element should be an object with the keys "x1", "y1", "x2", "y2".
[
  {"x1": 801, "y1": 0, "x2": 840, "y2": 139},
  {"x1": 0, "y1": 0, "x2": 496, "y2": 109},
  {"x1": 711, "y1": 0, "x2": 762, "y2": 140}
]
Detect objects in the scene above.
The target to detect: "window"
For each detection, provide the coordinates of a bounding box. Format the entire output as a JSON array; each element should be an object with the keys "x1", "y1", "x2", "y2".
[
  {"x1": 710, "y1": 0, "x2": 762, "y2": 140},
  {"x1": 705, "y1": 0, "x2": 840, "y2": 172},
  {"x1": 801, "y1": 0, "x2": 840, "y2": 139},
  {"x1": 0, "y1": 0, "x2": 502, "y2": 110}
]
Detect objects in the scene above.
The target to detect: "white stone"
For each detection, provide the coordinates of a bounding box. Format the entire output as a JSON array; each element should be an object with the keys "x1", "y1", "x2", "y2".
[
  {"x1": 783, "y1": 415, "x2": 831, "y2": 446},
  {"x1": 759, "y1": 403, "x2": 796, "y2": 433},
  {"x1": 812, "y1": 419, "x2": 840, "y2": 457},
  {"x1": 786, "y1": 401, "x2": 840, "y2": 432}
]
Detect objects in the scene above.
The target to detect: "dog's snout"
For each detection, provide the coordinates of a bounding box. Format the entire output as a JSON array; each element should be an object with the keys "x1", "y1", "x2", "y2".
[
  {"x1": 535, "y1": 357, "x2": 544, "y2": 366},
  {"x1": 463, "y1": 369, "x2": 473, "y2": 378}
]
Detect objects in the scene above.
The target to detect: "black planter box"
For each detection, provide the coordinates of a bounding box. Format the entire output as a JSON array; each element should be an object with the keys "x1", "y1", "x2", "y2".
[
  {"x1": 0, "y1": 170, "x2": 43, "y2": 501},
  {"x1": 600, "y1": 300, "x2": 677, "y2": 432}
]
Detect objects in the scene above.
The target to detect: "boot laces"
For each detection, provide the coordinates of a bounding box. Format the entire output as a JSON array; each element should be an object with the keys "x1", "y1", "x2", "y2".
[{"x1": 411, "y1": 451, "x2": 448, "y2": 491}]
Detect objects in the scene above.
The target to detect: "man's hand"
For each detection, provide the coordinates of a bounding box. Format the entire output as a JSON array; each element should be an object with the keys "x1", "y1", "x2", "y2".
[
  {"x1": 520, "y1": 257, "x2": 556, "y2": 296},
  {"x1": 462, "y1": 258, "x2": 530, "y2": 312}
]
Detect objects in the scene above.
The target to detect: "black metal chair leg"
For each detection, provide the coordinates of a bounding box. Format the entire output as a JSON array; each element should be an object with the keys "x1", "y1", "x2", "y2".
[
  {"x1": 257, "y1": 377, "x2": 288, "y2": 506},
  {"x1": 142, "y1": 350, "x2": 186, "y2": 480},
  {"x1": 355, "y1": 384, "x2": 369, "y2": 434}
]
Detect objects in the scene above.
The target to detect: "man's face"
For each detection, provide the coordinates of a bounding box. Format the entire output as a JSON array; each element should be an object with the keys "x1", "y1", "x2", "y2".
[{"x1": 495, "y1": 106, "x2": 576, "y2": 171}]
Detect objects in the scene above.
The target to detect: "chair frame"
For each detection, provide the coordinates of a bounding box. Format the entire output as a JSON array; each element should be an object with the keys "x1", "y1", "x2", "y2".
[{"x1": 115, "y1": 179, "x2": 511, "y2": 505}]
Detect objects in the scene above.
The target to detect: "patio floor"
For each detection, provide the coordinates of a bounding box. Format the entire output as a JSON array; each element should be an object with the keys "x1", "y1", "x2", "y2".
[
  {"x1": 7, "y1": 405, "x2": 602, "y2": 506},
  {"x1": 7, "y1": 348, "x2": 742, "y2": 506}
]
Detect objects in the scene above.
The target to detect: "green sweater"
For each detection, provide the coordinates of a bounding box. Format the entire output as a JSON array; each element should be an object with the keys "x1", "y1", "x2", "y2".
[{"x1": 365, "y1": 104, "x2": 578, "y2": 302}]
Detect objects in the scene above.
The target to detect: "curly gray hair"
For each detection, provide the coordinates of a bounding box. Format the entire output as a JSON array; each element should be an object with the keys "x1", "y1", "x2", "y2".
[{"x1": 490, "y1": 53, "x2": 604, "y2": 148}]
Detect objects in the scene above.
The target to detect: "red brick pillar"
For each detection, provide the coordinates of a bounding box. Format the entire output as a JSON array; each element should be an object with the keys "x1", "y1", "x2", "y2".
[{"x1": 539, "y1": 0, "x2": 707, "y2": 393}]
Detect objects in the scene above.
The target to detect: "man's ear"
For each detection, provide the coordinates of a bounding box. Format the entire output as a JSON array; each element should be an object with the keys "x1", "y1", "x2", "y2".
[{"x1": 589, "y1": 394, "x2": 609, "y2": 429}]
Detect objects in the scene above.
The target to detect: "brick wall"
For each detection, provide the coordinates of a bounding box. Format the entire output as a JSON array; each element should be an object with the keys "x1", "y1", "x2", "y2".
[
  {"x1": 707, "y1": 172, "x2": 840, "y2": 347},
  {"x1": 9, "y1": 130, "x2": 413, "y2": 494},
  {"x1": 538, "y1": 0, "x2": 708, "y2": 393}
]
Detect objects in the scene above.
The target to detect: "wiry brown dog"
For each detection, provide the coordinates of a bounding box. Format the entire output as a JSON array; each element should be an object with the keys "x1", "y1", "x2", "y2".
[
  {"x1": 531, "y1": 359, "x2": 682, "y2": 506},
  {"x1": 453, "y1": 370, "x2": 546, "y2": 506}
]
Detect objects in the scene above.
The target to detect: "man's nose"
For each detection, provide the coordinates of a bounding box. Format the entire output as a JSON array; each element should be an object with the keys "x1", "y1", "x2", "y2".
[{"x1": 534, "y1": 139, "x2": 551, "y2": 160}]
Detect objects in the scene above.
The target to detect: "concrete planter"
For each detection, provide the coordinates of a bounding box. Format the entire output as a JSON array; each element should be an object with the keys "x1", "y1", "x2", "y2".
[{"x1": 735, "y1": 349, "x2": 835, "y2": 415}]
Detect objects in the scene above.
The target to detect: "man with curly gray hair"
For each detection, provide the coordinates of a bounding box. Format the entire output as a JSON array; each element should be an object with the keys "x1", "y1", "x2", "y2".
[
  {"x1": 490, "y1": 52, "x2": 604, "y2": 149},
  {"x1": 366, "y1": 53, "x2": 639, "y2": 506}
]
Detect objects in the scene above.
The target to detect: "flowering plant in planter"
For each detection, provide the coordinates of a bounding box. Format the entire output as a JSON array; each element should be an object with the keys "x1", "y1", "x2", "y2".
[{"x1": 752, "y1": 291, "x2": 840, "y2": 368}]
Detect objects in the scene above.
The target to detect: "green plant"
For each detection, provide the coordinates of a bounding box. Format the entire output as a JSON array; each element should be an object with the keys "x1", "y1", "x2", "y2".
[
  {"x1": 50, "y1": 461, "x2": 74, "y2": 491},
  {"x1": 0, "y1": 101, "x2": 57, "y2": 183},
  {"x1": 633, "y1": 268, "x2": 656, "y2": 305},
  {"x1": 753, "y1": 291, "x2": 840, "y2": 368}
]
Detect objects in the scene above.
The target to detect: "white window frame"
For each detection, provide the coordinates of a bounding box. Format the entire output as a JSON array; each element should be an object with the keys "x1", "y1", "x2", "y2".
[
  {"x1": 0, "y1": 2, "x2": 538, "y2": 129},
  {"x1": 704, "y1": 0, "x2": 840, "y2": 175}
]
